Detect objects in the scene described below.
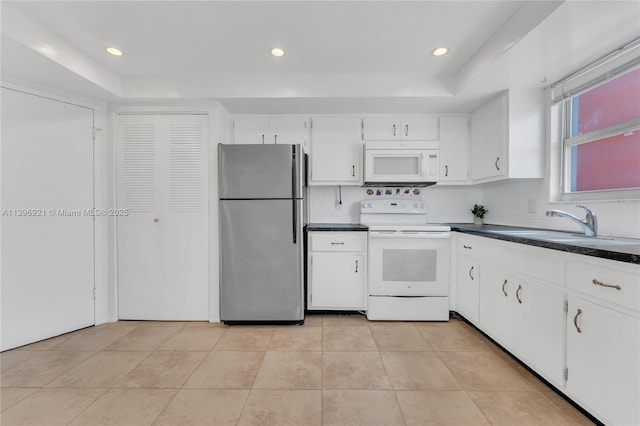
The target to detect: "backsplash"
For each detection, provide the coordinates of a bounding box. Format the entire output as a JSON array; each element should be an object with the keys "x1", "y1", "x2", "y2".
[{"x1": 308, "y1": 185, "x2": 481, "y2": 224}]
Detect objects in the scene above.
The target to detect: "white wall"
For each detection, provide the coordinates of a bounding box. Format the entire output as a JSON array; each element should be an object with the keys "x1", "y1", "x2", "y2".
[{"x1": 309, "y1": 184, "x2": 482, "y2": 224}]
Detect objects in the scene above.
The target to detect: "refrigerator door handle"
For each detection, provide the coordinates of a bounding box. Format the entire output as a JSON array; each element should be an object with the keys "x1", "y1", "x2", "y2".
[
  {"x1": 292, "y1": 200, "x2": 297, "y2": 244},
  {"x1": 292, "y1": 145, "x2": 297, "y2": 244}
]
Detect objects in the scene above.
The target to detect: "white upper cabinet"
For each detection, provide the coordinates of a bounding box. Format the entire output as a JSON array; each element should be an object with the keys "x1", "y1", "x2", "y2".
[
  {"x1": 439, "y1": 116, "x2": 469, "y2": 184},
  {"x1": 309, "y1": 116, "x2": 363, "y2": 185},
  {"x1": 363, "y1": 116, "x2": 439, "y2": 141},
  {"x1": 233, "y1": 116, "x2": 308, "y2": 148},
  {"x1": 470, "y1": 89, "x2": 545, "y2": 182}
]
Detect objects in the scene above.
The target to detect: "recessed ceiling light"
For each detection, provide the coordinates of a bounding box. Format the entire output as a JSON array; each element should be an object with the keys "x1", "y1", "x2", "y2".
[
  {"x1": 271, "y1": 48, "x2": 285, "y2": 57},
  {"x1": 432, "y1": 47, "x2": 448, "y2": 57},
  {"x1": 106, "y1": 47, "x2": 123, "y2": 56}
]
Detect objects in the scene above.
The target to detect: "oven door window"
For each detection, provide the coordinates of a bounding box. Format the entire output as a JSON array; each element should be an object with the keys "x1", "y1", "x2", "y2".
[{"x1": 382, "y1": 249, "x2": 436, "y2": 282}]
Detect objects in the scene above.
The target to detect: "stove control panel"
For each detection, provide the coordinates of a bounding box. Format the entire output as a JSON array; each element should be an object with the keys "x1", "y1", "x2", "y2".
[{"x1": 360, "y1": 198, "x2": 425, "y2": 214}]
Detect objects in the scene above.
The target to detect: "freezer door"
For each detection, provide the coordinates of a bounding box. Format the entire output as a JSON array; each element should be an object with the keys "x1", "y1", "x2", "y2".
[
  {"x1": 219, "y1": 199, "x2": 304, "y2": 321},
  {"x1": 219, "y1": 144, "x2": 303, "y2": 199}
]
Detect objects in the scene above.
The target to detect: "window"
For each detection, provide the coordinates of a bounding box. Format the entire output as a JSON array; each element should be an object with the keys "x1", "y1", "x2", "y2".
[{"x1": 552, "y1": 40, "x2": 640, "y2": 198}]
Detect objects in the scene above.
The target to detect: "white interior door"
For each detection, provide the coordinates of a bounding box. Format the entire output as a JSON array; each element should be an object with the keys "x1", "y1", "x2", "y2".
[
  {"x1": 116, "y1": 114, "x2": 208, "y2": 320},
  {"x1": 1, "y1": 87, "x2": 95, "y2": 350}
]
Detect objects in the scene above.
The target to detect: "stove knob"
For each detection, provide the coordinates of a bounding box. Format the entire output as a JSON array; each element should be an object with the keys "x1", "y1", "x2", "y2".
[
  {"x1": 420, "y1": 203, "x2": 425, "y2": 209},
  {"x1": 413, "y1": 203, "x2": 418, "y2": 208}
]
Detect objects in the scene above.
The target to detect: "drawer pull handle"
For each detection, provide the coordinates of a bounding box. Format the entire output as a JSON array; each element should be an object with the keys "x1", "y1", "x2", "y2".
[
  {"x1": 469, "y1": 266, "x2": 474, "y2": 280},
  {"x1": 574, "y1": 309, "x2": 583, "y2": 333},
  {"x1": 592, "y1": 278, "x2": 621, "y2": 291},
  {"x1": 392, "y1": 124, "x2": 396, "y2": 136},
  {"x1": 352, "y1": 165, "x2": 355, "y2": 177},
  {"x1": 331, "y1": 242, "x2": 345, "y2": 245},
  {"x1": 516, "y1": 285, "x2": 523, "y2": 304},
  {"x1": 495, "y1": 157, "x2": 500, "y2": 171},
  {"x1": 355, "y1": 260, "x2": 359, "y2": 273},
  {"x1": 501, "y1": 279, "x2": 508, "y2": 297},
  {"x1": 463, "y1": 245, "x2": 472, "y2": 249},
  {"x1": 445, "y1": 165, "x2": 448, "y2": 177}
]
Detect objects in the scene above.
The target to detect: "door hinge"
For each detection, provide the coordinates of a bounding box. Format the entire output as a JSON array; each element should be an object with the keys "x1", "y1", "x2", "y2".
[
  {"x1": 564, "y1": 367, "x2": 568, "y2": 381},
  {"x1": 361, "y1": 119, "x2": 364, "y2": 141},
  {"x1": 564, "y1": 300, "x2": 568, "y2": 312},
  {"x1": 93, "y1": 288, "x2": 97, "y2": 300},
  {"x1": 92, "y1": 127, "x2": 102, "y2": 141}
]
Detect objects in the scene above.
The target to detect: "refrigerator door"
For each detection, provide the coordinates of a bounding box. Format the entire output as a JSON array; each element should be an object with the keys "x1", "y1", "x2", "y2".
[
  {"x1": 219, "y1": 144, "x2": 303, "y2": 199},
  {"x1": 220, "y1": 199, "x2": 304, "y2": 321}
]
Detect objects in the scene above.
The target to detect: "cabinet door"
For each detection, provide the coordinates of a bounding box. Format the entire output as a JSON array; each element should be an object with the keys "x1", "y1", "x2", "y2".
[
  {"x1": 456, "y1": 255, "x2": 480, "y2": 325},
  {"x1": 470, "y1": 93, "x2": 506, "y2": 181},
  {"x1": 233, "y1": 118, "x2": 270, "y2": 144},
  {"x1": 513, "y1": 279, "x2": 564, "y2": 386},
  {"x1": 401, "y1": 117, "x2": 439, "y2": 140},
  {"x1": 310, "y1": 252, "x2": 365, "y2": 309},
  {"x1": 479, "y1": 263, "x2": 512, "y2": 346},
  {"x1": 439, "y1": 116, "x2": 469, "y2": 183},
  {"x1": 566, "y1": 297, "x2": 640, "y2": 426},
  {"x1": 362, "y1": 117, "x2": 400, "y2": 140},
  {"x1": 270, "y1": 116, "x2": 308, "y2": 148},
  {"x1": 310, "y1": 117, "x2": 362, "y2": 185}
]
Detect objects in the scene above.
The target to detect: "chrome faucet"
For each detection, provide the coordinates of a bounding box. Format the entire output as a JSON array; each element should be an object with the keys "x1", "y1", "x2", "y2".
[{"x1": 546, "y1": 205, "x2": 598, "y2": 237}]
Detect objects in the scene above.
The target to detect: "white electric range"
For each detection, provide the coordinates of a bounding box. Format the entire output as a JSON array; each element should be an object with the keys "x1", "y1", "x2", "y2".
[{"x1": 360, "y1": 198, "x2": 451, "y2": 321}]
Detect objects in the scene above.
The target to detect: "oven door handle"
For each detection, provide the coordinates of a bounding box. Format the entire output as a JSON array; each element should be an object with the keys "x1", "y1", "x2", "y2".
[{"x1": 369, "y1": 232, "x2": 451, "y2": 239}]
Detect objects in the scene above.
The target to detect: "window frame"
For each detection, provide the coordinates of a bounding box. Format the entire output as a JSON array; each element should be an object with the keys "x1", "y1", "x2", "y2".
[{"x1": 552, "y1": 39, "x2": 640, "y2": 202}]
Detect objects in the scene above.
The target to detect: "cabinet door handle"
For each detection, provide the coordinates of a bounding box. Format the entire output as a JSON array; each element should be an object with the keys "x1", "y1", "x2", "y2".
[
  {"x1": 352, "y1": 165, "x2": 355, "y2": 177},
  {"x1": 331, "y1": 242, "x2": 345, "y2": 245},
  {"x1": 392, "y1": 124, "x2": 396, "y2": 136},
  {"x1": 502, "y1": 279, "x2": 508, "y2": 297},
  {"x1": 592, "y1": 278, "x2": 621, "y2": 291},
  {"x1": 573, "y1": 309, "x2": 583, "y2": 333},
  {"x1": 445, "y1": 165, "x2": 448, "y2": 177},
  {"x1": 405, "y1": 124, "x2": 409, "y2": 137},
  {"x1": 355, "y1": 260, "x2": 359, "y2": 273},
  {"x1": 463, "y1": 245, "x2": 472, "y2": 250},
  {"x1": 261, "y1": 134, "x2": 265, "y2": 144},
  {"x1": 468, "y1": 266, "x2": 474, "y2": 280},
  {"x1": 516, "y1": 285, "x2": 523, "y2": 304},
  {"x1": 274, "y1": 134, "x2": 278, "y2": 144},
  {"x1": 495, "y1": 157, "x2": 500, "y2": 171}
]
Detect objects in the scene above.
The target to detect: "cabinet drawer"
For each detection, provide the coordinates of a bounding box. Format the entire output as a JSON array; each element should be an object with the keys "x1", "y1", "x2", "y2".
[
  {"x1": 456, "y1": 235, "x2": 482, "y2": 255},
  {"x1": 309, "y1": 232, "x2": 366, "y2": 252},
  {"x1": 566, "y1": 258, "x2": 640, "y2": 313}
]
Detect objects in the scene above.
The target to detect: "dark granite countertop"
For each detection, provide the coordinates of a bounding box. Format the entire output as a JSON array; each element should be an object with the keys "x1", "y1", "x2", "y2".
[
  {"x1": 306, "y1": 223, "x2": 369, "y2": 232},
  {"x1": 450, "y1": 224, "x2": 640, "y2": 265}
]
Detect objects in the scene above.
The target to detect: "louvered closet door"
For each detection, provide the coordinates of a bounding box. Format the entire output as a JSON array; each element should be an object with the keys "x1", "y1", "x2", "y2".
[
  {"x1": 116, "y1": 114, "x2": 209, "y2": 320},
  {"x1": 162, "y1": 115, "x2": 208, "y2": 320}
]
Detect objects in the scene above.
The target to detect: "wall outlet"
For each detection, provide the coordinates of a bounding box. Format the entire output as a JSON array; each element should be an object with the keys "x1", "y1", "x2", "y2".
[{"x1": 528, "y1": 198, "x2": 537, "y2": 214}]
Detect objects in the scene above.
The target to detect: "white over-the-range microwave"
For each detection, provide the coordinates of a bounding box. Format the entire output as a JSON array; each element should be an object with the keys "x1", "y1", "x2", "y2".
[{"x1": 363, "y1": 140, "x2": 439, "y2": 187}]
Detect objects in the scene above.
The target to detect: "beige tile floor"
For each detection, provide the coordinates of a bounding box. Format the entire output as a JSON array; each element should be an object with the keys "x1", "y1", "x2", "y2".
[{"x1": 0, "y1": 315, "x2": 595, "y2": 426}]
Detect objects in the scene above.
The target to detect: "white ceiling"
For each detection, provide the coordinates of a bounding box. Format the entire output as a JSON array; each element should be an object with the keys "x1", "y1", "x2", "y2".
[{"x1": 1, "y1": 1, "x2": 639, "y2": 113}]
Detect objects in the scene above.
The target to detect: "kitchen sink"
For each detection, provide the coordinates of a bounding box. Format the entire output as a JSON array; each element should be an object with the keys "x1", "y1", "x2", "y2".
[{"x1": 482, "y1": 228, "x2": 639, "y2": 248}]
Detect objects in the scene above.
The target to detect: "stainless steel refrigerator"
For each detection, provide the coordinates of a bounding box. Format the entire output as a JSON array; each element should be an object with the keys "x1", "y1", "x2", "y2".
[{"x1": 218, "y1": 143, "x2": 305, "y2": 324}]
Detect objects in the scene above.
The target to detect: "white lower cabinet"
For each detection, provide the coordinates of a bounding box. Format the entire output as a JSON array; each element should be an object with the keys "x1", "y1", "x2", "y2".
[
  {"x1": 459, "y1": 231, "x2": 640, "y2": 425},
  {"x1": 456, "y1": 255, "x2": 480, "y2": 325},
  {"x1": 480, "y1": 261, "x2": 564, "y2": 386},
  {"x1": 566, "y1": 297, "x2": 639, "y2": 426},
  {"x1": 480, "y1": 264, "x2": 565, "y2": 385},
  {"x1": 307, "y1": 231, "x2": 367, "y2": 310}
]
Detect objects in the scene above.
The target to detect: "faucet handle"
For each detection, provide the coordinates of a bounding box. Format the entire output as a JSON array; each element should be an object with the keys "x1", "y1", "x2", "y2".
[{"x1": 576, "y1": 205, "x2": 598, "y2": 235}]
